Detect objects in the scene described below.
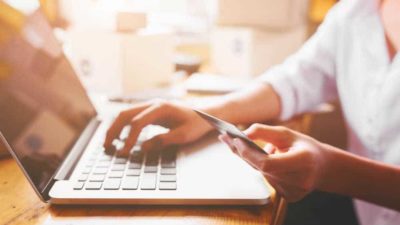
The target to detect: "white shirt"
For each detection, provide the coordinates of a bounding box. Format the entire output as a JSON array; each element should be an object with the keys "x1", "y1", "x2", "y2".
[{"x1": 260, "y1": 0, "x2": 400, "y2": 225}]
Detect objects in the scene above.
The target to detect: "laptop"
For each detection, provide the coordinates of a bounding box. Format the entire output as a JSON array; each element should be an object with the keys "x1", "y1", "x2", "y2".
[{"x1": 0, "y1": 9, "x2": 270, "y2": 205}]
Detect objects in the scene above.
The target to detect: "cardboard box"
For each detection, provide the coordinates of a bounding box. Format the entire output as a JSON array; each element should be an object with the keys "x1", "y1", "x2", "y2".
[
  {"x1": 116, "y1": 12, "x2": 147, "y2": 32},
  {"x1": 65, "y1": 29, "x2": 174, "y2": 94},
  {"x1": 211, "y1": 25, "x2": 308, "y2": 78},
  {"x1": 216, "y1": 0, "x2": 309, "y2": 29}
]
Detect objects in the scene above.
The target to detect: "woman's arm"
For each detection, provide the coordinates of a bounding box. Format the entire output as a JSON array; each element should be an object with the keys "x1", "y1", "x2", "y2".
[
  {"x1": 220, "y1": 123, "x2": 400, "y2": 211},
  {"x1": 321, "y1": 144, "x2": 400, "y2": 210},
  {"x1": 203, "y1": 83, "x2": 281, "y2": 124},
  {"x1": 104, "y1": 1, "x2": 345, "y2": 154},
  {"x1": 103, "y1": 83, "x2": 281, "y2": 154}
]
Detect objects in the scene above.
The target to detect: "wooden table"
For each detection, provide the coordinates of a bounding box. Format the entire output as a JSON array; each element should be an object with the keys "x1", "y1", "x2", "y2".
[
  {"x1": 0, "y1": 97, "x2": 306, "y2": 225},
  {"x1": 0, "y1": 155, "x2": 284, "y2": 225}
]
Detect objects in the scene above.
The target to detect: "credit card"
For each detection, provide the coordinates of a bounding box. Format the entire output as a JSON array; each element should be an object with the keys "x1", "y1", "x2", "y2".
[{"x1": 194, "y1": 109, "x2": 267, "y2": 155}]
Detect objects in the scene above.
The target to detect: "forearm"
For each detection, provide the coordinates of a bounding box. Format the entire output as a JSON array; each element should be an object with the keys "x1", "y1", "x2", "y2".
[
  {"x1": 202, "y1": 82, "x2": 281, "y2": 125},
  {"x1": 320, "y1": 144, "x2": 400, "y2": 210}
]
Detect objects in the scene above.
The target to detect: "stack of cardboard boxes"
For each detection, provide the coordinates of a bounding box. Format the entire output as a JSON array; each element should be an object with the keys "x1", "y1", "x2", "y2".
[
  {"x1": 65, "y1": 12, "x2": 174, "y2": 95},
  {"x1": 211, "y1": 0, "x2": 310, "y2": 78},
  {"x1": 66, "y1": 29, "x2": 174, "y2": 95}
]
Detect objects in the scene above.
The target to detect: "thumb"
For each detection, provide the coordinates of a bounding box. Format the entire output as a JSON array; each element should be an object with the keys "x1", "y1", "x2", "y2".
[
  {"x1": 244, "y1": 124, "x2": 293, "y2": 149},
  {"x1": 232, "y1": 135, "x2": 306, "y2": 174},
  {"x1": 261, "y1": 148, "x2": 305, "y2": 172},
  {"x1": 232, "y1": 137, "x2": 292, "y2": 173}
]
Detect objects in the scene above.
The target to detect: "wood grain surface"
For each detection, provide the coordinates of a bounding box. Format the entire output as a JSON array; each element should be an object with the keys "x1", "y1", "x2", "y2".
[{"x1": 0, "y1": 157, "x2": 279, "y2": 225}]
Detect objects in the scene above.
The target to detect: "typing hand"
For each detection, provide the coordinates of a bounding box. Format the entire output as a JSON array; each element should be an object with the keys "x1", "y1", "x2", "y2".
[
  {"x1": 219, "y1": 124, "x2": 327, "y2": 202},
  {"x1": 104, "y1": 100, "x2": 212, "y2": 156}
]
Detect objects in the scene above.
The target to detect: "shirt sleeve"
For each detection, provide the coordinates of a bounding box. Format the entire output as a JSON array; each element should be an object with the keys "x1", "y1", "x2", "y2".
[{"x1": 258, "y1": 2, "x2": 344, "y2": 120}]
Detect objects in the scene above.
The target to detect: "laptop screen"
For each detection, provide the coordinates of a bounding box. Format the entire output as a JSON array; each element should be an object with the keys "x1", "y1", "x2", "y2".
[{"x1": 0, "y1": 9, "x2": 96, "y2": 193}]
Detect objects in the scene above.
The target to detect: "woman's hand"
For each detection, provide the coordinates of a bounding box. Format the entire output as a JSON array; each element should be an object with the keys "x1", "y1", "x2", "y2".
[
  {"x1": 220, "y1": 123, "x2": 328, "y2": 202},
  {"x1": 104, "y1": 100, "x2": 212, "y2": 156}
]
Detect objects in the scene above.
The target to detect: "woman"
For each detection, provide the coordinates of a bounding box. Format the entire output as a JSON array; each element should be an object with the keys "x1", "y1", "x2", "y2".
[{"x1": 104, "y1": 0, "x2": 400, "y2": 224}]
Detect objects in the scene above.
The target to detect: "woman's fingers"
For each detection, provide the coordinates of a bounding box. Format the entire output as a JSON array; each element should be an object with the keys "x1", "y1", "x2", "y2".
[
  {"x1": 244, "y1": 124, "x2": 294, "y2": 149},
  {"x1": 219, "y1": 134, "x2": 238, "y2": 154},
  {"x1": 264, "y1": 143, "x2": 278, "y2": 154},
  {"x1": 141, "y1": 126, "x2": 191, "y2": 151},
  {"x1": 232, "y1": 137, "x2": 268, "y2": 168},
  {"x1": 219, "y1": 135, "x2": 263, "y2": 171},
  {"x1": 232, "y1": 137, "x2": 306, "y2": 172},
  {"x1": 229, "y1": 125, "x2": 322, "y2": 202},
  {"x1": 118, "y1": 103, "x2": 173, "y2": 155},
  {"x1": 104, "y1": 101, "x2": 152, "y2": 148}
]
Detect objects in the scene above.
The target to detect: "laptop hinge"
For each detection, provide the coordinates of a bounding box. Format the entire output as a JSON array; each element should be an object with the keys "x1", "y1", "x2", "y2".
[
  {"x1": 53, "y1": 118, "x2": 100, "y2": 181},
  {"x1": 42, "y1": 179, "x2": 56, "y2": 202},
  {"x1": 40, "y1": 118, "x2": 100, "y2": 200}
]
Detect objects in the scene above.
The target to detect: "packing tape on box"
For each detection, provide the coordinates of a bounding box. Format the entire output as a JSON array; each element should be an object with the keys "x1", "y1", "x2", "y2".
[
  {"x1": 0, "y1": 2, "x2": 25, "y2": 33},
  {"x1": 39, "y1": 0, "x2": 57, "y2": 24}
]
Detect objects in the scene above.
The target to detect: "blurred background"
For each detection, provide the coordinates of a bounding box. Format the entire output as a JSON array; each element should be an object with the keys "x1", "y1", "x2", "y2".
[
  {"x1": 0, "y1": 0, "x2": 336, "y2": 93},
  {"x1": 0, "y1": 0, "x2": 346, "y2": 156}
]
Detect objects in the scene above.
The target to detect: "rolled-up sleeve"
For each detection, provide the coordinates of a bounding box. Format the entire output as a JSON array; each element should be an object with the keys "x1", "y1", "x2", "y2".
[{"x1": 258, "y1": 3, "x2": 343, "y2": 120}]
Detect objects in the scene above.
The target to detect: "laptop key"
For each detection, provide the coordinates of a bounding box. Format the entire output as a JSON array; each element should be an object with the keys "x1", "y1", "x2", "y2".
[
  {"x1": 96, "y1": 161, "x2": 111, "y2": 168},
  {"x1": 78, "y1": 173, "x2": 89, "y2": 181},
  {"x1": 92, "y1": 167, "x2": 109, "y2": 174},
  {"x1": 121, "y1": 177, "x2": 139, "y2": 190},
  {"x1": 108, "y1": 171, "x2": 124, "y2": 178},
  {"x1": 144, "y1": 166, "x2": 158, "y2": 173},
  {"x1": 128, "y1": 162, "x2": 142, "y2": 169},
  {"x1": 99, "y1": 155, "x2": 113, "y2": 161},
  {"x1": 85, "y1": 181, "x2": 102, "y2": 190},
  {"x1": 82, "y1": 167, "x2": 92, "y2": 174},
  {"x1": 161, "y1": 161, "x2": 176, "y2": 168},
  {"x1": 96, "y1": 146, "x2": 104, "y2": 151},
  {"x1": 159, "y1": 174, "x2": 176, "y2": 182},
  {"x1": 88, "y1": 156, "x2": 97, "y2": 161},
  {"x1": 141, "y1": 173, "x2": 157, "y2": 190},
  {"x1": 85, "y1": 161, "x2": 95, "y2": 167},
  {"x1": 125, "y1": 169, "x2": 141, "y2": 176},
  {"x1": 160, "y1": 168, "x2": 176, "y2": 175},
  {"x1": 114, "y1": 157, "x2": 128, "y2": 164},
  {"x1": 90, "y1": 150, "x2": 101, "y2": 156},
  {"x1": 89, "y1": 174, "x2": 106, "y2": 181},
  {"x1": 159, "y1": 181, "x2": 177, "y2": 190},
  {"x1": 73, "y1": 181, "x2": 85, "y2": 190},
  {"x1": 103, "y1": 178, "x2": 121, "y2": 190},
  {"x1": 111, "y1": 164, "x2": 125, "y2": 171}
]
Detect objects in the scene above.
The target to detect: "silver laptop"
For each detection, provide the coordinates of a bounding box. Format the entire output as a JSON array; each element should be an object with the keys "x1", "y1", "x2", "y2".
[{"x1": 0, "y1": 9, "x2": 270, "y2": 205}]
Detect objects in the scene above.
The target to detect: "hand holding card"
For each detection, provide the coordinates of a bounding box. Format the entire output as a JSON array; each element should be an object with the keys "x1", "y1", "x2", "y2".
[{"x1": 193, "y1": 109, "x2": 267, "y2": 155}]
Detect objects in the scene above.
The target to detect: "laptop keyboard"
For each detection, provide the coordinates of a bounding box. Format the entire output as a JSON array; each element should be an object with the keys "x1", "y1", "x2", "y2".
[{"x1": 73, "y1": 138, "x2": 177, "y2": 191}]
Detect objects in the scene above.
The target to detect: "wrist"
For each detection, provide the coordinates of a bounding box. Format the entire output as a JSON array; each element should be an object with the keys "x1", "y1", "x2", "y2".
[
  {"x1": 314, "y1": 142, "x2": 373, "y2": 194},
  {"x1": 315, "y1": 142, "x2": 336, "y2": 191},
  {"x1": 199, "y1": 97, "x2": 236, "y2": 123}
]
